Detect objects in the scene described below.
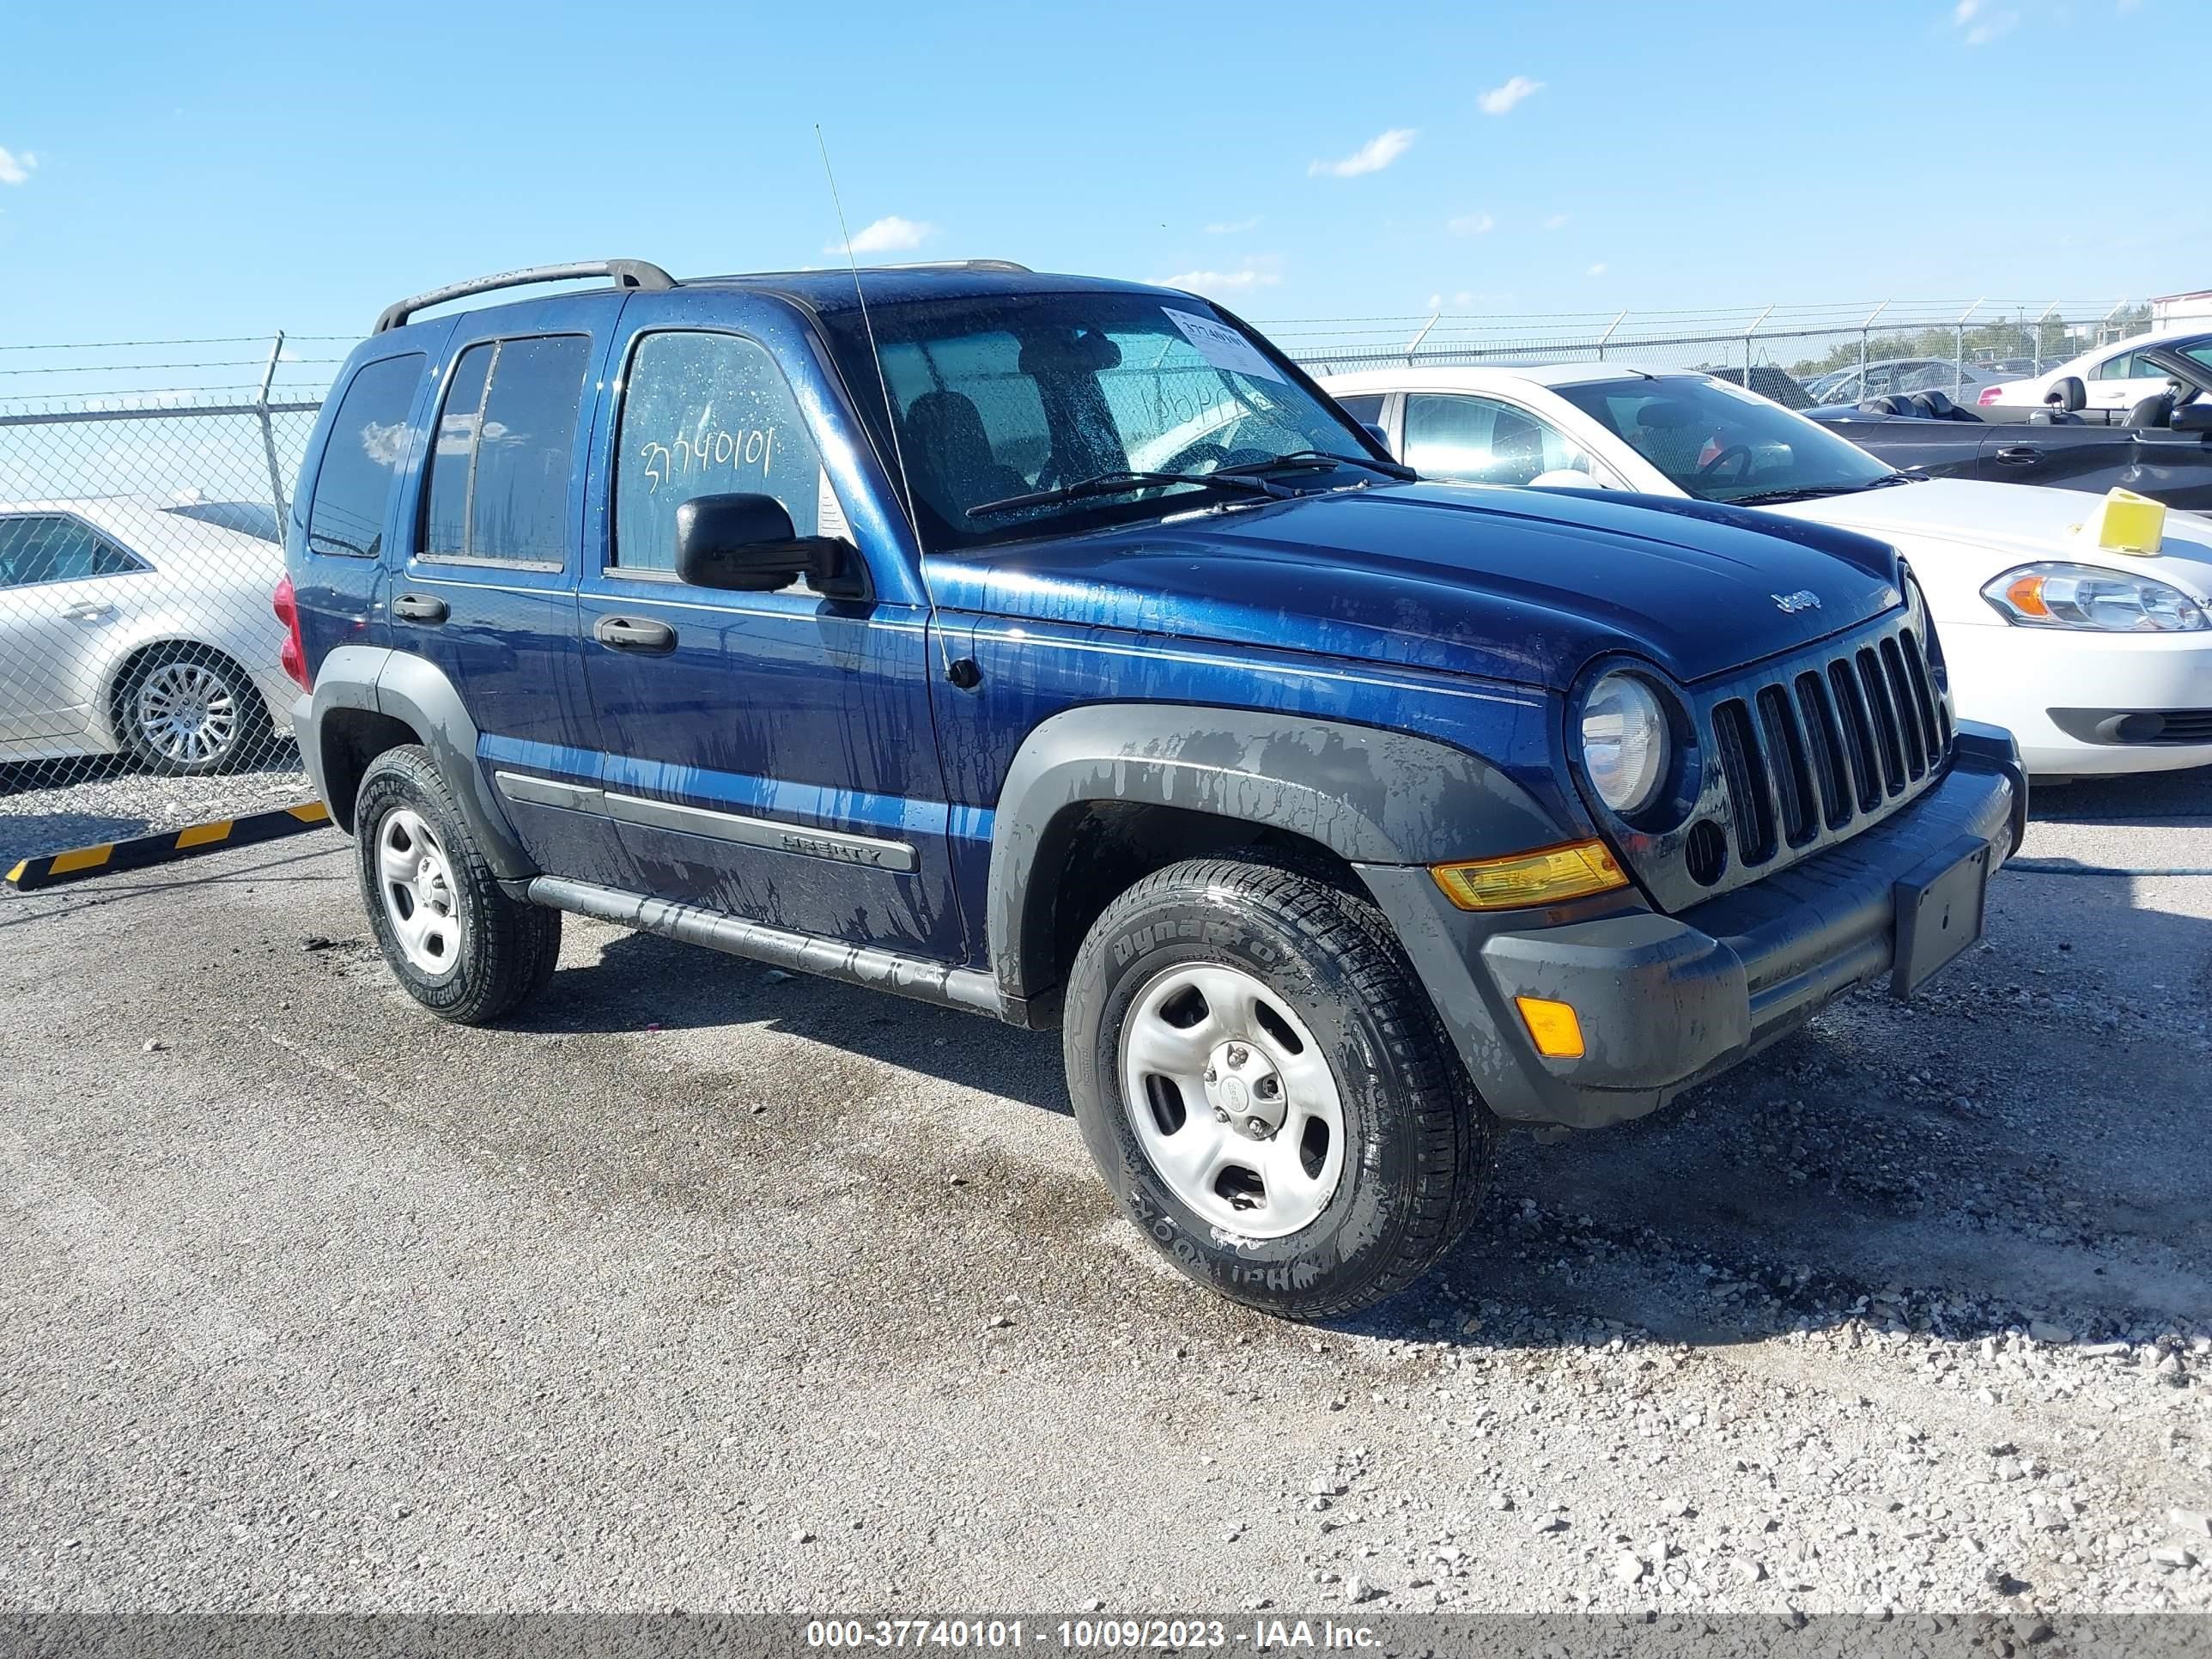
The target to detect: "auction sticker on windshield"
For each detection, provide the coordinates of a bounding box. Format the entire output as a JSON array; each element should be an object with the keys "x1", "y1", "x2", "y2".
[{"x1": 1164, "y1": 308, "x2": 1286, "y2": 383}]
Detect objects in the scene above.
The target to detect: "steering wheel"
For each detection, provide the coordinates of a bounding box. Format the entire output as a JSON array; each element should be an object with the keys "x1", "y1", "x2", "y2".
[
  {"x1": 1697, "y1": 444, "x2": 1754, "y2": 482},
  {"x1": 1156, "y1": 438, "x2": 1229, "y2": 477}
]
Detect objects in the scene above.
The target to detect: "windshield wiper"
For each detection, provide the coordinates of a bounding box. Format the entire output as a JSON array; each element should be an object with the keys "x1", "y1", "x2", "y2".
[
  {"x1": 966, "y1": 469, "x2": 1290, "y2": 520},
  {"x1": 1215, "y1": 448, "x2": 1417, "y2": 483},
  {"x1": 1729, "y1": 472, "x2": 1919, "y2": 507}
]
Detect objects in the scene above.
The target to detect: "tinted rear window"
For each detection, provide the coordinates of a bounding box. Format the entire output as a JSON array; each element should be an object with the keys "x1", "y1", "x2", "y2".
[
  {"x1": 418, "y1": 335, "x2": 590, "y2": 565},
  {"x1": 306, "y1": 355, "x2": 425, "y2": 557}
]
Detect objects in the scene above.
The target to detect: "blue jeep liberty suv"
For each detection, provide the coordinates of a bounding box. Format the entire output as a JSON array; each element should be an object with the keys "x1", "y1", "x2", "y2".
[{"x1": 282, "y1": 258, "x2": 2027, "y2": 1318}]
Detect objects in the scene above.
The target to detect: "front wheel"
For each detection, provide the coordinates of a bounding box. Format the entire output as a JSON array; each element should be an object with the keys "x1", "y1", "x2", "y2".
[
  {"x1": 1063, "y1": 857, "x2": 1493, "y2": 1319},
  {"x1": 354, "y1": 744, "x2": 561, "y2": 1024}
]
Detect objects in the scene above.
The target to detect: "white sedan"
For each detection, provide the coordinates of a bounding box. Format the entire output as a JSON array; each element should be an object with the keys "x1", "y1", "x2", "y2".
[
  {"x1": 1321, "y1": 365, "x2": 2212, "y2": 778},
  {"x1": 1979, "y1": 327, "x2": 2212, "y2": 413},
  {"x1": 0, "y1": 495, "x2": 294, "y2": 773}
]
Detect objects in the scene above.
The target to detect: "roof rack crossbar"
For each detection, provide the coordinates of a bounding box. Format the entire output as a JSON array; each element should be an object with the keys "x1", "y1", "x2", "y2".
[
  {"x1": 372, "y1": 259, "x2": 678, "y2": 334},
  {"x1": 876, "y1": 258, "x2": 1032, "y2": 273}
]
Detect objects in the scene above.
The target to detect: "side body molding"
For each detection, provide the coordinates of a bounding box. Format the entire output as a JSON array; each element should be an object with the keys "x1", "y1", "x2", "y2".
[
  {"x1": 300, "y1": 644, "x2": 535, "y2": 879},
  {"x1": 984, "y1": 702, "x2": 1568, "y2": 1005}
]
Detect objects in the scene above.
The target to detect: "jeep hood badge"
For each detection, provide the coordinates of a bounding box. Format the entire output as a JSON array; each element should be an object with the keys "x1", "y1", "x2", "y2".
[{"x1": 1771, "y1": 589, "x2": 1822, "y2": 614}]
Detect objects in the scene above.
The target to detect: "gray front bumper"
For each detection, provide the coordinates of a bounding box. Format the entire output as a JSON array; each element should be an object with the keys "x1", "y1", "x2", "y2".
[{"x1": 1361, "y1": 726, "x2": 2025, "y2": 1129}]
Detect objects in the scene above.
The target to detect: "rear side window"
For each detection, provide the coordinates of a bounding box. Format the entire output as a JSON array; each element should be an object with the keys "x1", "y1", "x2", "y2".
[
  {"x1": 613, "y1": 331, "x2": 830, "y2": 574},
  {"x1": 0, "y1": 514, "x2": 148, "y2": 588},
  {"x1": 306, "y1": 354, "x2": 424, "y2": 558},
  {"x1": 420, "y1": 335, "x2": 591, "y2": 566}
]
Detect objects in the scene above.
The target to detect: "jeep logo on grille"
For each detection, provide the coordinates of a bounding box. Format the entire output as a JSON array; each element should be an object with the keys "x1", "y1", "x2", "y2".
[{"x1": 1771, "y1": 589, "x2": 1822, "y2": 614}]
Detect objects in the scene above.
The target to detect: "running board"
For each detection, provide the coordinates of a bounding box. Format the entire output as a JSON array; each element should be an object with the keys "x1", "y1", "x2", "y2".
[{"x1": 525, "y1": 875, "x2": 1010, "y2": 1020}]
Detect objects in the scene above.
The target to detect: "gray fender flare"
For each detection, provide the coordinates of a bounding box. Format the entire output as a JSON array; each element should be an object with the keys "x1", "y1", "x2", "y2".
[
  {"x1": 985, "y1": 703, "x2": 1565, "y2": 1005},
  {"x1": 301, "y1": 644, "x2": 535, "y2": 879}
]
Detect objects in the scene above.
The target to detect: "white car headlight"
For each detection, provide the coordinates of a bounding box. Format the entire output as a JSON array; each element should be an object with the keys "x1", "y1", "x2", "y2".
[
  {"x1": 1581, "y1": 672, "x2": 1670, "y2": 817},
  {"x1": 1981, "y1": 562, "x2": 2208, "y2": 632}
]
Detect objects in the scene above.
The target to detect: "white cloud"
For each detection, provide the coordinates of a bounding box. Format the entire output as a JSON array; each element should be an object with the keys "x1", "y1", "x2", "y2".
[
  {"x1": 1448, "y1": 212, "x2": 1495, "y2": 236},
  {"x1": 1154, "y1": 264, "x2": 1285, "y2": 297},
  {"x1": 826, "y1": 215, "x2": 933, "y2": 256},
  {"x1": 1478, "y1": 76, "x2": 1544, "y2": 116},
  {"x1": 1586, "y1": 263, "x2": 1607, "y2": 277},
  {"x1": 1951, "y1": 0, "x2": 2019, "y2": 43},
  {"x1": 1542, "y1": 212, "x2": 1571, "y2": 231},
  {"x1": 1308, "y1": 128, "x2": 1415, "y2": 179},
  {"x1": 0, "y1": 148, "x2": 37, "y2": 186},
  {"x1": 1204, "y1": 215, "x2": 1262, "y2": 235}
]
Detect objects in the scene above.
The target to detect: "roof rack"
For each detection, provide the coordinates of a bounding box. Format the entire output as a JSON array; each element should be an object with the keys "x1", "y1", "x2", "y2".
[
  {"x1": 372, "y1": 259, "x2": 678, "y2": 334},
  {"x1": 873, "y1": 259, "x2": 1032, "y2": 273}
]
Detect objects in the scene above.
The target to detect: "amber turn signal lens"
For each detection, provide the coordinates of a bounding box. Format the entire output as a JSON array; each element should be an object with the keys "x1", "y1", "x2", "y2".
[
  {"x1": 2002, "y1": 574, "x2": 2052, "y2": 619},
  {"x1": 1514, "y1": 995, "x2": 1586, "y2": 1060},
  {"x1": 1429, "y1": 840, "x2": 1628, "y2": 911}
]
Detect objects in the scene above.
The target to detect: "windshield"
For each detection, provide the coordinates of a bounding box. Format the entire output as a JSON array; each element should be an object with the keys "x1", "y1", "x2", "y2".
[
  {"x1": 1553, "y1": 375, "x2": 1898, "y2": 504},
  {"x1": 817, "y1": 291, "x2": 1378, "y2": 550}
]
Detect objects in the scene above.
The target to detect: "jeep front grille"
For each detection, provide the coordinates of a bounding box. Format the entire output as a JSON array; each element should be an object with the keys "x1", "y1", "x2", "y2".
[{"x1": 1710, "y1": 623, "x2": 1950, "y2": 871}]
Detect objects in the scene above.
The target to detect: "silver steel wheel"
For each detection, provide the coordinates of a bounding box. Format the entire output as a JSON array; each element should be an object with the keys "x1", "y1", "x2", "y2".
[
  {"x1": 1118, "y1": 962, "x2": 1346, "y2": 1239},
  {"x1": 376, "y1": 807, "x2": 463, "y2": 975},
  {"x1": 133, "y1": 659, "x2": 240, "y2": 767}
]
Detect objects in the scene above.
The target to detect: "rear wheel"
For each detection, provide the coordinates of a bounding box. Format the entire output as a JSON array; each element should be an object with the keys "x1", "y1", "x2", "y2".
[
  {"x1": 117, "y1": 645, "x2": 266, "y2": 775},
  {"x1": 355, "y1": 744, "x2": 561, "y2": 1024},
  {"x1": 1063, "y1": 857, "x2": 1493, "y2": 1319}
]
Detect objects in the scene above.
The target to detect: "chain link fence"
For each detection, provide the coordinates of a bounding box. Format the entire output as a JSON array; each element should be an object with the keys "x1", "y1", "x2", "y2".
[
  {"x1": 0, "y1": 335, "x2": 343, "y2": 866},
  {"x1": 1271, "y1": 298, "x2": 2153, "y2": 410},
  {"x1": 0, "y1": 300, "x2": 2159, "y2": 867}
]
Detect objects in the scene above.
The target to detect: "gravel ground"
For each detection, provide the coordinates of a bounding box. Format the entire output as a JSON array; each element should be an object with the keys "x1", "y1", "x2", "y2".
[
  {"x1": 0, "y1": 769, "x2": 2207, "y2": 1620},
  {"x1": 0, "y1": 746, "x2": 310, "y2": 865}
]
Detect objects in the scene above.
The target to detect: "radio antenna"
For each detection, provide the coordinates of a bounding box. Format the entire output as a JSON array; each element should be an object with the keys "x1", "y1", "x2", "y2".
[{"x1": 817, "y1": 125, "x2": 966, "y2": 685}]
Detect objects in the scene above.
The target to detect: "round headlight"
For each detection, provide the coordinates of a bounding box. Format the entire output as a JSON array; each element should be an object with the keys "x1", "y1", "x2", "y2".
[{"x1": 1581, "y1": 672, "x2": 1670, "y2": 817}]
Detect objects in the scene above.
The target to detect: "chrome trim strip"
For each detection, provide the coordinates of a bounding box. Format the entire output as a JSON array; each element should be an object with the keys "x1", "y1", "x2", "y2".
[
  {"x1": 601, "y1": 790, "x2": 919, "y2": 873},
  {"x1": 526, "y1": 875, "x2": 1001, "y2": 1018},
  {"x1": 494, "y1": 770, "x2": 605, "y2": 812}
]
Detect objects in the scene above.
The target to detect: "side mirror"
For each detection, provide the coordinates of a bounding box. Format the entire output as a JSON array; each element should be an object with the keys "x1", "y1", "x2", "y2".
[
  {"x1": 673, "y1": 493, "x2": 864, "y2": 597},
  {"x1": 1361, "y1": 422, "x2": 1394, "y2": 456},
  {"x1": 2172, "y1": 403, "x2": 2212, "y2": 434}
]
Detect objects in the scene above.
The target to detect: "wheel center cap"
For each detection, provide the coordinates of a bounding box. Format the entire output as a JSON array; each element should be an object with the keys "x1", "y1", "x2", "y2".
[{"x1": 1206, "y1": 1042, "x2": 1285, "y2": 1139}]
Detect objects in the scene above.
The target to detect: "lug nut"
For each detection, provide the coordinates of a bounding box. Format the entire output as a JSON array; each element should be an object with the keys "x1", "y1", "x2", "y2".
[
  {"x1": 1226, "y1": 1044, "x2": 1249, "y2": 1066},
  {"x1": 1203, "y1": 1065, "x2": 1218, "y2": 1083},
  {"x1": 1214, "y1": 1108, "x2": 1231, "y2": 1122},
  {"x1": 1244, "y1": 1116, "x2": 1270, "y2": 1137},
  {"x1": 1255, "y1": 1075, "x2": 1279, "y2": 1098}
]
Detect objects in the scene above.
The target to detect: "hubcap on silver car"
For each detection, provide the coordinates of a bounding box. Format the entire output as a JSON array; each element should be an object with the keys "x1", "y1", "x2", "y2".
[
  {"x1": 1118, "y1": 963, "x2": 1346, "y2": 1238},
  {"x1": 134, "y1": 661, "x2": 239, "y2": 766},
  {"x1": 377, "y1": 808, "x2": 462, "y2": 975}
]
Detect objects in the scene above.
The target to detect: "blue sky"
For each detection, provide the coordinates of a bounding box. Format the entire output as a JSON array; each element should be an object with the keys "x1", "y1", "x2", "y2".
[{"x1": 2, "y1": 0, "x2": 2204, "y2": 369}]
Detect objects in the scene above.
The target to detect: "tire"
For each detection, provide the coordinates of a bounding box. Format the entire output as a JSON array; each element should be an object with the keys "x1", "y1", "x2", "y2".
[
  {"x1": 115, "y1": 644, "x2": 268, "y2": 775},
  {"x1": 1063, "y1": 856, "x2": 1494, "y2": 1320},
  {"x1": 354, "y1": 744, "x2": 562, "y2": 1024}
]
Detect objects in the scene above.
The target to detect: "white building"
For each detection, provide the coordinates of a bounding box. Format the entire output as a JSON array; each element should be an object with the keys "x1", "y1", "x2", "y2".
[{"x1": 2150, "y1": 289, "x2": 2212, "y2": 331}]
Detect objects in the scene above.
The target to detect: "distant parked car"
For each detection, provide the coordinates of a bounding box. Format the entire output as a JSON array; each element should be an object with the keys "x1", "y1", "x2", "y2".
[
  {"x1": 1804, "y1": 341, "x2": 2212, "y2": 511},
  {"x1": 1981, "y1": 328, "x2": 2212, "y2": 412},
  {"x1": 1810, "y1": 359, "x2": 2008, "y2": 409},
  {"x1": 1320, "y1": 363, "x2": 2212, "y2": 778},
  {"x1": 0, "y1": 496, "x2": 294, "y2": 773}
]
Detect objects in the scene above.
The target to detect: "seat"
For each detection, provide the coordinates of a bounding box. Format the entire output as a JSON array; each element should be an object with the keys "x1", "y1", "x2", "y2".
[
  {"x1": 900, "y1": 391, "x2": 1031, "y2": 523},
  {"x1": 2128, "y1": 391, "x2": 2177, "y2": 428}
]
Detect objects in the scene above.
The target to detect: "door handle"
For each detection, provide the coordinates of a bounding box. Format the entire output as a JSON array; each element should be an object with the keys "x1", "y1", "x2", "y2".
[
  {"x1": 62, "y1": 601, "x2": 114, "y2": 621},
  {"x1": 594, "y1": 615, "x2": 677, "y2": 653},
  {"x1": 393, "y1": 592, "x2": 450, "y2": 623},
  {"x1": 1994, "y1": 446, "x2": 2039, "y2": 465}
]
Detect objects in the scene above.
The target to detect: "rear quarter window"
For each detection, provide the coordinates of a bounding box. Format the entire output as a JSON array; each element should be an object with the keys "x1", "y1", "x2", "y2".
[{"x1": 305, "y1": 354, "x2": 426, "y2": 557}]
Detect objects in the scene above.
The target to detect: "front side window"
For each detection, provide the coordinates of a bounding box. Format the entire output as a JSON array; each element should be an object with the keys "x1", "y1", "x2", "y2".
[
  {"x1": 0, "y1": 514, "x2": 146, "y2": 588},
  {"x1": 1556, "y1": 375, "x2": 1898, "y2": 504},
  {"x1": 818, "y1": 291, "x2": 1376, "y2": 552},
  {"x1": 420, "y1": 335, "x2": 590, "y2": 565},
  {"x1": 613, "y1": 330, "x2": 830, "y2": 574},
  {"x1": 1333, "y1": 392, "x2": 1387, "y2": 424},
  {"x1": 306, "y1": 353, "x2": 425, "y2": 558},
  {"x1": 1402, "y1": 393, "x2": 1589, "y2": 486}
]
